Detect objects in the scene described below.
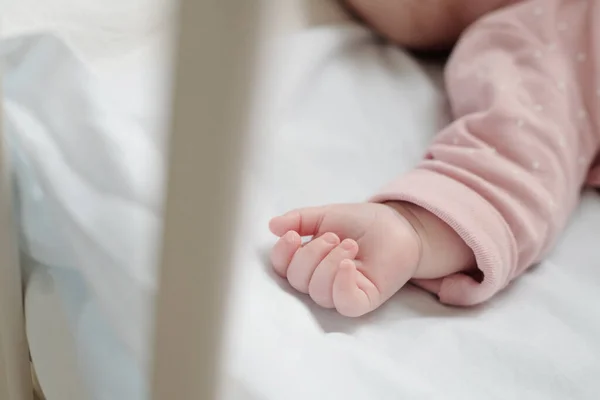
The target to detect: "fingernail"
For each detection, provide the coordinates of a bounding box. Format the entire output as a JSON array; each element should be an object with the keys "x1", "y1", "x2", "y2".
[
  {"x1": 284, "y1": 231, "x2": 297, "y2": 244},
  {"x1": 341, "y1": 239, "x2": 355, "y2": 250},
  {"x1": 322, "y1": 233, "x2": 339, "y2": 245}
]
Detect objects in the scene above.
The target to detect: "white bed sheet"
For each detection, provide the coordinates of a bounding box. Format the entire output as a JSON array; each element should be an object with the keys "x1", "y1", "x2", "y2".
[
  {"x1": 7, "y1": 18, "x2": 600, "y2": 400},
  {"x1": 221, "y1": 25, "x2": 600, "y2": 400}
]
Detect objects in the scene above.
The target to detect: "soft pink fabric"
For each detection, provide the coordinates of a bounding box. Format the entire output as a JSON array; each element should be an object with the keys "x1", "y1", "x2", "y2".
[{"x1": 372, "y1": 0, "x2": 600, "y2": 306}]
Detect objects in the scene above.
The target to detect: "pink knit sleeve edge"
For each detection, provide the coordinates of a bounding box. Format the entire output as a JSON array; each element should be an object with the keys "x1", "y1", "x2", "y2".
[{"x1": 370, "y1": 168, "x2": 517, "y2": 306}]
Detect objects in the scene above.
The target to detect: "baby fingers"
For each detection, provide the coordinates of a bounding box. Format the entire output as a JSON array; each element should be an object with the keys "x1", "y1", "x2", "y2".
[
  {"x1": 286, "y1": 232, "x2": 340, "y2": 293},
  {"x1": 308, "y1": 238, "x2": 359, "y2": 308},
  {"x1": 333, "y1": 260, "x2": 380, "y2": 318},
  {"x1": 268, "y1": 206, "x2": 328, "y2": 237},
  {"x1": 270, "y1": 231, "x2": 302, "y2": 277}
]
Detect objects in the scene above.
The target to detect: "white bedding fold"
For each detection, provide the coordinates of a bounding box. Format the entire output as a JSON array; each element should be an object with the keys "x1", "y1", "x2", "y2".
[{"x1": 2, "y1": 34, "x2": 165, "y2": 365}]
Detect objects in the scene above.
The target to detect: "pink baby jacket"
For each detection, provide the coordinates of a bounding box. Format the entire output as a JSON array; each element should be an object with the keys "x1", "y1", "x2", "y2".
[{"x1": 373, "y1": 0, "x2": 600, "y2": 305}]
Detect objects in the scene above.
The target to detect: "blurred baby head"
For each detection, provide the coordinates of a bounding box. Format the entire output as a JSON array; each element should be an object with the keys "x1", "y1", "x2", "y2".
[{"x1": 343, "y1": 0, "x2": 521, "y2": 50}]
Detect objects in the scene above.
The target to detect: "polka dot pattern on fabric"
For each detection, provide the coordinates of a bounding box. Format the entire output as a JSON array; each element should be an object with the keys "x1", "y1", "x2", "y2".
[{"x1": 371, "y1": 0, "x2": 600, "y2": 306}]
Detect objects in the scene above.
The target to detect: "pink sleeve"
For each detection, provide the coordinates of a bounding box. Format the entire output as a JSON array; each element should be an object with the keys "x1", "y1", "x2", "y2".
[{"x1": 371, "y1": 0, "x2": 600, "y2": 306}]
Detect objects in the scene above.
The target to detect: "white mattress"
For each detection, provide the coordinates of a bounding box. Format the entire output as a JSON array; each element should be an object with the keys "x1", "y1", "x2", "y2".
[{"x1": 6, "y1": 13, "x2": 600, "y2": 400}]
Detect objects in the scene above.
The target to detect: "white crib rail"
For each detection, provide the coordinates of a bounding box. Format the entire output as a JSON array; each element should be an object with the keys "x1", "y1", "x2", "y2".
[
  {"x1": 0, "y1": 79, "x2": 33, "y2": 399},
  {"x1": 149, "y1": 1, "x2": 262, "y2": 399}
]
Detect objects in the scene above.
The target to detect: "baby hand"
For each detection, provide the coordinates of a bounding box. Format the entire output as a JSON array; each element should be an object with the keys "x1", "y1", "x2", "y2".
[{"x1": 269, "y1": 203, "x2": 423, "y2": 317}]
